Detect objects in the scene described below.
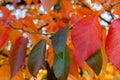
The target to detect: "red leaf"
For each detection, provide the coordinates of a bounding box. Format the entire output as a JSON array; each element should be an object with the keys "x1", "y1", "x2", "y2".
[
  {"x1": 0, "y1": 7, "x2": 11, "y2": 20},
  {"x1": 113, "y1": 4, "x2": 120, "y2": 17},
  {"x1": 106, "y1": 19, "x2": 120, "y2": 70},
  {"x1": 33, "y1": 0, "x2": 38, "y2": 4},
  {"x1": 13, "y1": 0, "x2": 17, "y2": 6},
  {"x1": 71, "y1": 13, "x2": 102, "y2": 61},
  {"x1": 41, "y1": 0, "x2": 57, "y2": 12},
  {"x1": 0, "y1": 27, "x2": 10, "y2": 50},
  {"x1": 9, "y1": 37, "x2": 28, "y2": 78}
]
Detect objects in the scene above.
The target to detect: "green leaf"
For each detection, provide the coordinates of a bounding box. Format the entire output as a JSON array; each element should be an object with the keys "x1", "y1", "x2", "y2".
[
  {"x1": 53, "y1": 46, "x2": 71, "y2": 80},
  {"x1": 52, "y1": 27, "x2": 68, "y2": 54},
  {"x1": 28, "y1": 40, "x2": 46, "y2": 77},
  {"x1": 86, "y1": 49, "x2": 102, "y2": 75}
]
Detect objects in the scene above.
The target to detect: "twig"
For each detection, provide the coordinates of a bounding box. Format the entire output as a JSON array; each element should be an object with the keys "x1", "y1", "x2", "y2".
[
  {"x1": 8, "y1": 22, "x2": 53, "y2": 36},
  {"x1": 99, "y1": 16, "x2": 111, "y2": 24},
  {"x1": 0, "y1": 51, "x2": 8, "y2": 57}
]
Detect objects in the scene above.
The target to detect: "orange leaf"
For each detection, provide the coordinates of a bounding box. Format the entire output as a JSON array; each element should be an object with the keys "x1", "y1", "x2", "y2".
[
  {"x1": 24, "y1": 0, "x2": 32, "y2": 4},
  {"x1": 113, "y1": 4, "x2": 120, "y2": 17},
  {"x1": 0, "y1": 65, "x2": 10, "y2": 80},
  {"x1": 9, "y1": 30, "x2": 23, "y2": 44},
  {"x1": 106, "y1": 19, "x2": 120, "y2": 70},
  {"x1": 47, "y1": 47, "x2": 54, "y2": 67},
  {"x1": 19, "y1": 16, "x2": 38, "y2": 32},
  {"x1": 76, "y1": 7, "x2": 92, "y2": 17},
  {"x1": 69, "y1": 53, "x2": 79, "y2": 79},
  {"x1": 41, "y1": 0, "x2": 57, "y2": 12},
  {"x1": 71, "y1": 12, "x2": 102, "y2": 61},
  {"x1": 12, "y1": 70, "x2": 24, "y2": 80},
  {"x1": 60, "y1": 0, "x2": 73, "y2": 11},
  {"x1": 101, "y1": 28, "x2": 108, "y2": 71}
]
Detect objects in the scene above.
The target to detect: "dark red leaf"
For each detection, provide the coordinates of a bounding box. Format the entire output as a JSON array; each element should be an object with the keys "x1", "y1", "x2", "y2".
[
  {"x1": 71, "y1": 13, "x2": 102, "y2": 61},
  {"x1": 9, "y1": 37, "x2": 28, "y2": 78},
  {"x1": 106, "y1": 19, "x2": 120, "y2": 70}
]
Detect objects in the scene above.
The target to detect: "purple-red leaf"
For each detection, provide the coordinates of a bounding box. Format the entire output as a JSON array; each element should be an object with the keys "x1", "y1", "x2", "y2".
[
  {"x1": 28, "y1": 40, "x2": 46, "y2": 76},
  {"x1": 9, "y1": 36, "x2": 28, "y2": 78},
  {"x1": 71, "y1": 13, "x2": 102, "y2": 61},
  {"x1": 106, "y1": 19, "x2": 120, "y2": 70}
]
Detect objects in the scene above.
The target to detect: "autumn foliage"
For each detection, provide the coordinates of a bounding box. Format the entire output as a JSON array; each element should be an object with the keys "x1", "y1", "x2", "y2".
[{"x1": 1, "y1": 0, "x2": 120, "y2": 80}]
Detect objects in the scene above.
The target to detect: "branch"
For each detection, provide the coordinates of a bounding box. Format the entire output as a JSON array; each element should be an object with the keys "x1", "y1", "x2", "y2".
[
  {"x1": 8, "y1": 22, "x2": 53, "y2": 36},
  {"x1": 0, "y1": 51, "x2": 8, "y2": 57},
  {"x1": 99, "y1": 16, "x2": 111, "y2": 24}
]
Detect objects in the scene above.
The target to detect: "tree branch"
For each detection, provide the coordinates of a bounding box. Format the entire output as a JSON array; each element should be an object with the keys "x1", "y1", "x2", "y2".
[{"x1": 8, "y1": 22, "x2": 53, "y2": 36}]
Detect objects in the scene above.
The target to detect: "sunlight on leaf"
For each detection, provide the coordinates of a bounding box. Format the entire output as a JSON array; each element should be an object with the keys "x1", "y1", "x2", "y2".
[{"x1": 71, "y1": 12, "x2": 102, "y2": 61}]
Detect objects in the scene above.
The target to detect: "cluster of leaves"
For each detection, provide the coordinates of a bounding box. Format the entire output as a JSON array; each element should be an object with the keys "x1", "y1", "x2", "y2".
[{"x1": 1, "y1": 0, "x2": 120, "y2": 80}]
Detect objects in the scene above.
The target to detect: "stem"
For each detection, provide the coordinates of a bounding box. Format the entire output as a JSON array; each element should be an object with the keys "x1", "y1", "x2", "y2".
[
  {"x1": 45, "y1": 61, "x2": 57, "y2": 80},
  {"x1": 99, "y1": 16, "x2": 111, "y2": 24},
  {"x1": 8, "y1": 22, "x2": 52, "y2": 36},
  {"x1": 0, "y1": 51, "x2": 8, "y2": 57}
]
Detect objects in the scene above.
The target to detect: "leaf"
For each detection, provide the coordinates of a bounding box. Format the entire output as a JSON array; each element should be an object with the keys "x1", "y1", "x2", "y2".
[
  {"x1": 0, "y1": 7, "x2": 12, "y2": 20},
  {"x1": 13, "y1": 0, "x2": 17, "y2": 6},
  {"x1": 41, "y1": 0, "x2": 57, "y2": 12},
  {"x1": 53, "y1": 46, "x2": 71, "y2": 80},
  {"x1": 9, "y1": 30, "x2": 22, "y2": 44},
  {"x1": 24, "y1": 0, "x2": 32, "y2": 4},
  {"x1": 0, "y1": 28, "x2": 10, "y2": 50},
  {"x1": 33, "y1": 0, "x2": 38, "y2": 4},
  {"x1": 47, "y1": 47, "x2": 55, "y2": 67},
  {"x1": 86, "y1": 49, "x2": 102, "y2": 75},
  {"x1": 71, "y1": 12, "x2": 102, "y2": 61},
  {"x1": 52, "y1": 26, "x2": 68, "y2": 54},
  {"x1": 19, "y1": 16, "x2": 38, "y2": 32},
  {"x1": 60, "y1": 0, "x2": 73, "y2": 11},
  {"x1": 12, "y1": 70, "x2": 24, "y2": 80},
  {"x1": 9, "y1": 36, "x2": 28, "y2": 78},
  {"x1": 0, "y1": 65, "x2": 10, "y2": 80},
  {"x1": 76, "y1": 7, "x2": 92, "y2": 16},
  {"x1": 69, "y1": 55, "x2": 79, "y2": 79},
  {"x1": 28, "y1": 40, "x2": 46, "y2": 76},
  {"x1": 113, "y1": 4, "x2": 120, "y2": 17},
  {"x1": 106, "y1": 19, "x2": 120, "y2": 70}
]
